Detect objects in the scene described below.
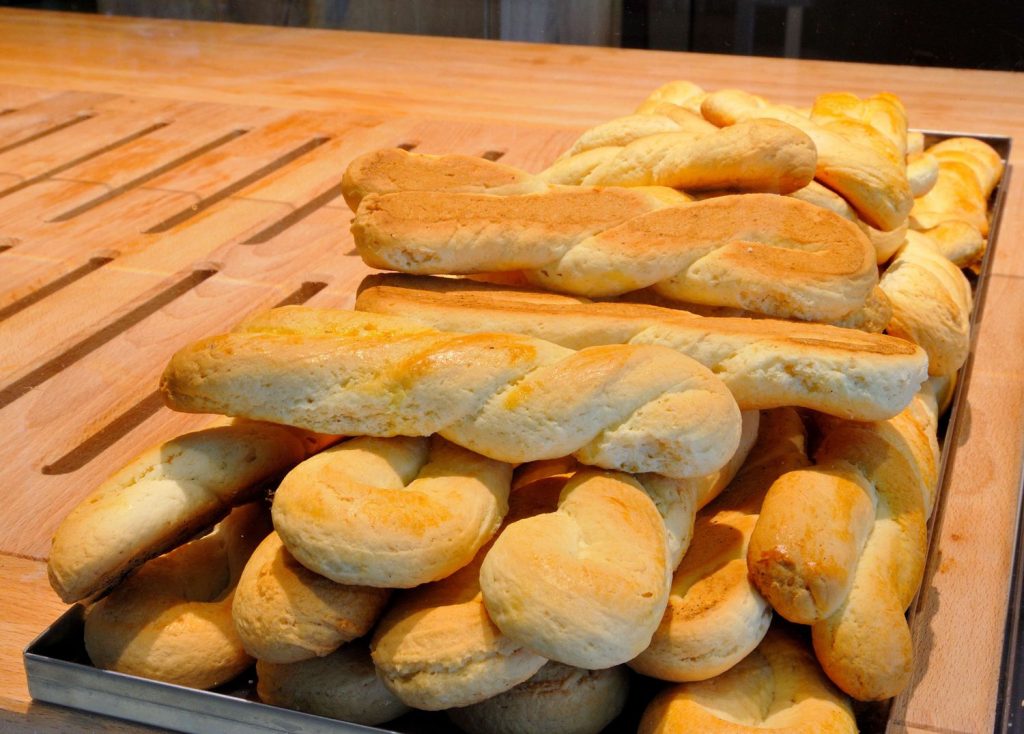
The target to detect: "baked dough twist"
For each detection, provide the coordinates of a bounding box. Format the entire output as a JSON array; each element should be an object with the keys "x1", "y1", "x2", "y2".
[
  {"x1": 480, "y1": 469, "x2": 673, "y2": 669},
  {"x1": 635, "y1": 80, "x2": 707, "y2": 115},
  {"x1": 355, "y1": 274, "x2": 928, "y2": 421},
  {"x1": 231, "y1": 531, "x2": 390, "y2": 663},
  {"x1": 369, "y1": 468, "x2": 562, "y2": 710},
  {"x1": 747, "y1": 391, "x2": 939, "y2": 700},
  {"x1": 49, "y1": 422, "x2": 308, "y2": 603},
  {"x1": 541, "y1": 119, "x2": 816, "y2": 194},
  {"x1": 273, "y1": 436, "x2": 512, "y2": 588},
  {"x1": 911, "y1": 136, "x2": 1003, "y2": 237},
  {"x1": 702, "y1": 89, "x2": 912, "y2": 231},
  {"x1": 879, "y1": 233, "x2": 973, "y2": 375},
  {"x1": 638, "y1": 628, "x2": 857, "y2": 734},
  {"x1": 629, "y1": 408, "x2": 809, "y2": 682},
  {"x1": 161, "y1": 307, "x2": 743, "y2": 479},
  {"x1": 84, "y1": 502, "x2": 270, "y2": 689},
  {"x1": 352, "y1": 190, "x2": 877, "y2": 321}
]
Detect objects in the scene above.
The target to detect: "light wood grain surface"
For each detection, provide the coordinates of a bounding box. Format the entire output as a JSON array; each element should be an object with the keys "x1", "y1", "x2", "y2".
[{"x1": 0, "y1": 8, "x2": 1021, "y2": 733}]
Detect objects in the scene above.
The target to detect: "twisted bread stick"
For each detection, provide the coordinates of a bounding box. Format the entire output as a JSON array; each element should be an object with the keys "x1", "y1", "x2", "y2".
[
  {"x1": 702, "y1": 90, "x2": 912, "y2": 230},
  {"x1": 629, "y1": 408, "x2": 808, "y2": 683},
  {"x1": 542, "y1": 119, "x2": 816, "y2": 193},
  {"x1": 556, "y1": 111, "x2": 714, "y2": 159},
  {"x1": 635, "y1": 80, "x2": 707, "y2": 114},
  {"x1": 355, "y1": 274, "x2": 928, "y2": 421},
  {"x1": 638, "y1": 627, "x2": 857, "y2": 734},
  {"x1": 353, "y1": 191, "x2": 877, "y2": 321},
  {"x1": 273, "y1": 436, "x2": 511, "y2": 588},
  {"x1": 49, "y1": 422, "x2": 308, "y2": 603},
  {"x1": 747, "y1": 392, "x2": 939, "y2": 700},
  {"x1": 911, "y1": 137, "x2": 1002, "y2": 236},
  {"x1": 162, "y1": 308, "x2": 742, "y2": 479}
]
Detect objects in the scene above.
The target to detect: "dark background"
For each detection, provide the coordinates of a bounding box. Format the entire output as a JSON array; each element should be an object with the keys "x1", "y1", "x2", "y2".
[{"x1": 4, "y1": 0, "x2": 1023, "y2": 71}]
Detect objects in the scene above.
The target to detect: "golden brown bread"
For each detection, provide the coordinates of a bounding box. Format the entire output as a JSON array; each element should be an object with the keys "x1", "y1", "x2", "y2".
[
  {"x1": 355, "y1": 274, "x2": 928, "y2": 421},
  {"x1": 161, "y1": 307, "x2": 743, "y2": 479},
  {"x1": 352, "y1": 191, "x2": 878, "y2": 322},
  {"x1": 480, "y1": 469, "x2": 673, "y2": 669},
  {"x1": 49, "y1": 422, "x2": 308, "y2": 603},
  {"x1": 84, "y1": 503, "x2": 271, "y2": 689},
  {"x1": 638, "y1": 627, "x2": 857, "y2": 734},
  {"x1": 272, "y1": 436, "x2": 512, "y2": 588},
  {"x1": 369, "y1": 472, "x2": 561, "y2": 710},
  {"x1": 231, "y1": 531, "x2": 390, "y2": 663},
  {"x1": 629, "y1": 409, "x2": 808, "y2": 682},
  {"x1": 702, "y1": 89, "x2": 912, "y2": 231},
  {"x1": 747, "y1": 392, "x2": 939, "y2": 700},
  {"x1": 635, "y1": 80, "x2": 708, "y2": 114}
]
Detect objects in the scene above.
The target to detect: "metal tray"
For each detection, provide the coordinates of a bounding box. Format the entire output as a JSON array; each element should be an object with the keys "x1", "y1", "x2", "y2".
[{"x1": 24, "y1": 132, "x2": 1016, "y2": 734}]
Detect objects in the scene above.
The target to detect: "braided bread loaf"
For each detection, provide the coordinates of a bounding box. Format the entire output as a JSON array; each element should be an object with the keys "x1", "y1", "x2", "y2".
[
  {"x1": 355, "y1": 274, "x2": 928, "y2": 421},
  {"x1": 630, "y1": 408, "x2": 809, "y2": 683},
  {"x1": 161, "y1": 307, "x2": 742, "y2": 479},
  {"x1": 353, "y1": 190, "x2": 877, "y2": 321},
  {"x1": 638, "y1": 627, "x2": 857, "y2": 734},
  {"x1": 702, "y1": 89, "x2": 912, "y2": 231},
  {"x1": 747, "y1": 391, "x2": 939, "y2": 700},
  {"x1": 541, "y1": 119, "x2": 816, "y2": 193}
]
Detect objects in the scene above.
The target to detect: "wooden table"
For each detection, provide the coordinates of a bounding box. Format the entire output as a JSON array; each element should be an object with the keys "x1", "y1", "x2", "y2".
[{"x1": 0, "y1": 8, "x2": 1021, "y2": 733}]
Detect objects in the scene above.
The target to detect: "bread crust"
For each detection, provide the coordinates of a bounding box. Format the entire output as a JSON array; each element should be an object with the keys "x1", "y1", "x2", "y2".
[
  {"x1": 161, "y1": 308, "x2": 743, "y2": 479},
  {"x1": 352, "y1": 191, "x2": 877, "y2": 321},
  {"x1": 355, "y1": 274, "x2": 928, "y2": 421}
]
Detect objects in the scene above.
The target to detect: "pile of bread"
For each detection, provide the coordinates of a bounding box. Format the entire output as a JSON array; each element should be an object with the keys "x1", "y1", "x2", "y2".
[{"x1": 47, "y1": 80, "x2": 1004, "y2": 733}]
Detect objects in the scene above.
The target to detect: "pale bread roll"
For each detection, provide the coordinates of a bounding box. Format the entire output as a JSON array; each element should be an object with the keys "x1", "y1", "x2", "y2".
[
  {"x1": 355, "y1": 274, "x2": 928, "y2": 421},
  {"x1": 480, "y1": 469, "x2": 672, "y2": 669},
  {"x1": 231, "y1": 532, "x2": 390, "y2": 663},
  {"x1": 556, "y1": 112, "x2": 709, "y2": 158},
  {"x1": 257, "y1": 642, "x2": 410, "y2": 725},
  {"x1": 49, "y1": 422, "x2": 308, "y2": 603},
  {"x1": 161, "y1": 307, "x2": 743, "y2": 480},
  {"x1": 907, "y1": 151, "x2": 939, "y2": 197},
  {"x1": 638, "y1": 628, "x2": 857, "y2": 734},
  {"x1": 448, "y1": 662, "x2": 630, "y2": 734},
  {"x1": 84, "y1": 503, "x2": 270, "y2": 689},
  {"x1": 911, "y1": 158, "x2": 989, "y2": 235},
  {"x1": 370, "y1": 472, "x2": 561, "y2": 710},
  {"x1": 702, "y1": 89, "x2": 912, "y2": 231},
  {"x1": 353, "y1": 191, "x2": 878, "y2": 322},
  {"x1": 928, "y1": 136, "x2": 1004, "y2": 197},
  {"x1": 272, "y1": 436, "x2": 511, "y2": 588},
  {"x1": 880, "y1": 233, "x2": 973, "y2": 375},
  {"x1": 629, "y1": 409, "x2": 809, "y2": 682}
]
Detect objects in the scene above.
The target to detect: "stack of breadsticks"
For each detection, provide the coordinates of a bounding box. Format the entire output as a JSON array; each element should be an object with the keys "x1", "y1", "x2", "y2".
[{"x1": 47, "y1": 80, "x2": 1004, "y2": 733}]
